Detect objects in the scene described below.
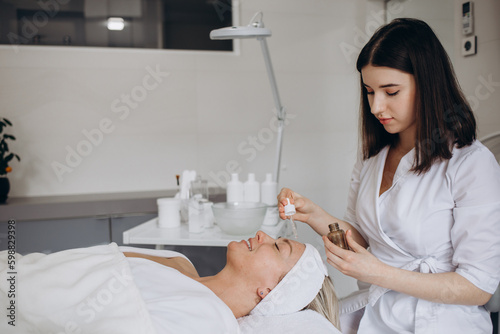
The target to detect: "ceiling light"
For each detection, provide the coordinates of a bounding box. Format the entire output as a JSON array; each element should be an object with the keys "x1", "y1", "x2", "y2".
[{"x1": 107, "y1": 17, "x2": 125, "y2": 31}]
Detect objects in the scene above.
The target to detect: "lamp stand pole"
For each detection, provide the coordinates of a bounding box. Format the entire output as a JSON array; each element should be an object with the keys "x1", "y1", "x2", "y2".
[{"x1": 258, "y1": 37, "x2": 286, "y2": 184}]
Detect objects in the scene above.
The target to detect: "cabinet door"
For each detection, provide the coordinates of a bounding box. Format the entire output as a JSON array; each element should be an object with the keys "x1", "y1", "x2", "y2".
[{"x1": 1, "y1": 217, "x2": 111, "y2": 255}]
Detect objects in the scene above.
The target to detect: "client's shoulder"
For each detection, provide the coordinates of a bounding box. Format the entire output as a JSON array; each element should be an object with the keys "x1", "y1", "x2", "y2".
[{"x1": 123, "y1": 252, "x2": 200, "y2": 278}]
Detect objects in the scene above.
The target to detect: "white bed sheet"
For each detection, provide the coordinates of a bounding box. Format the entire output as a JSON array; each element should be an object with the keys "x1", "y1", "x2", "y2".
[
  {"x1": 121, "y1": 246, "x2": 340, "y2": 334},
  {"x1": 126, "y1": 256, "x2": 240, "y2": 334},
  {"x1": 0, "y1": 243, "x2": 340, "y2": 334}
]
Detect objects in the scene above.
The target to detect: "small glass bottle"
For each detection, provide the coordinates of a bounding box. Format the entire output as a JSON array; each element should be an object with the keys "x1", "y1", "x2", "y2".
[{"x1": 327, "y1": 223, "x2": 349, "y2": 250}]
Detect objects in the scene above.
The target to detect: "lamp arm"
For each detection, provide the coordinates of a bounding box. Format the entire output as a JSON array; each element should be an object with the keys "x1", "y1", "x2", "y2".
[
  {"x1": 258, "y1": 37, "x2": 285, "y2": 184},
  {"x1": 274, "y1": 119, "x2": 285, "y2": 184},
  {"x1": 258, "y1": 38, "x2": 285, "y2": 120}
]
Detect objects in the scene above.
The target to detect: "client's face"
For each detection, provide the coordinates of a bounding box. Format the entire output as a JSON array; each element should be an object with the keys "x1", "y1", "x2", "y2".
[{"x1": 227, "y1": 231, "x2": 305, "y2": 288}]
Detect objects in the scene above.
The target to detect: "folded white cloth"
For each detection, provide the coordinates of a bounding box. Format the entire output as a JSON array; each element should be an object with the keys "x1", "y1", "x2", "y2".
[
  {"x1": 238, "y1": 309, "x2": 341, "y2": 334},
  {"x1": 251, "y1": 243, "x2": 328, "y2": 316}
]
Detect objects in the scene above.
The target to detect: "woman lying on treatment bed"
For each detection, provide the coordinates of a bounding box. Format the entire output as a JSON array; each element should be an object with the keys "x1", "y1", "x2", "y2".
[
  {"x1": 0, "y1": 231, "x2": 340, "y2": 334},
  {"x1": 122, "y1": 230, "x2": 340, "y2": 333}
]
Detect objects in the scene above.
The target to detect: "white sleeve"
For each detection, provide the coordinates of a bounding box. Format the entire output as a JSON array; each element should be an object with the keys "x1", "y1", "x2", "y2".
[
  {"x1": 343, "y1": 151, "x2": 369, "y2": 242},
  {"x1": 451, "y1": 146, "x2": 500, "y2": 294}
]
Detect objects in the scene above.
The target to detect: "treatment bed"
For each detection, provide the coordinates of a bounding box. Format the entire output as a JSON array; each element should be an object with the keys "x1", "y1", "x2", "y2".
[{"x1": 0, "y1": 243, "x2": 339, "y2": 333}]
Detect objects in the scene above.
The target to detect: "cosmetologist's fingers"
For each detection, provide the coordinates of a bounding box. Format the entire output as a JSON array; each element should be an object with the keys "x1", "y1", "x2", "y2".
[{"x1": 345, "y1": 229, "x2": 362, "y2": 253}]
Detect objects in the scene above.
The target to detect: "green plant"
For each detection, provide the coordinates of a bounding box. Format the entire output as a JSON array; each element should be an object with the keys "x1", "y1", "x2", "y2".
[{"x1": 0, "y1": 118, "x2": 21, "y2": 176}]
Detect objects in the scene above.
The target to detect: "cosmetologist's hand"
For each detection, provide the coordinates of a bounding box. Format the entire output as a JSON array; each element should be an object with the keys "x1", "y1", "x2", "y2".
[
  {"x1": 277, "y1": 188, "x2": 315, "y2": 223},
  {"x1": 323, "y1": 229, "x2": 389, "y2": 285}
]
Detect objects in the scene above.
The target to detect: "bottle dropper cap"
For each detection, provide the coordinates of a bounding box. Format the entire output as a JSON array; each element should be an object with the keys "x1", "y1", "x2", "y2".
[{"x1": 284, "y1": 198, "x2": 296, "y2": 216}]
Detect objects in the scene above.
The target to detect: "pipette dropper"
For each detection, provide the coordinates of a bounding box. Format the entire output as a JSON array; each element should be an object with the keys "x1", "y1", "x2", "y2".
[
  {"x1": 284, "y1": 198, "x2": 298, "y2": 239},
  {"x1": 289, "y1": 216, "x2": 298, "y2": 239}
]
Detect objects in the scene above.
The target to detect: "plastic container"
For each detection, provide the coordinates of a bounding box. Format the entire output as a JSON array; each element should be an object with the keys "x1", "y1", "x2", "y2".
[
  {"x1": 227, "y1": 173, "x2": 244, "y2": 202},
  {"x1": 190, "y1": 175, "x2": 209, "y2": 200},
  {"x1": 157, "y1": 198, "x2": 181, "y2": 228},
  {"x1": 261, "y1": 173, "x2": 278, "y2": 206},
  {"x1": 188, "y1": 198, "x2": 205, "y2": 233},
  {"x1": 244, "y1": 173, "x2": 260, "y2": 202},
  {"x1": 203, "y1": 201, "x2": 215, "y2": 228}
]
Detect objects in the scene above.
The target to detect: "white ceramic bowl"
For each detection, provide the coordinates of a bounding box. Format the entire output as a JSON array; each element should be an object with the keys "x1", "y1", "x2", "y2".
[{"x1": 212, "y1": 202, "x2": 268, "y2": 235}]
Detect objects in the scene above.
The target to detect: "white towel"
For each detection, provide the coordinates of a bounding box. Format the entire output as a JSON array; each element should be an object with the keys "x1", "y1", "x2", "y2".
[
  {"x1": 251, "y1": 243, "x2": 328, "y2": 316},
  {"x1": 0, "y1": 243, "x2": 156, "y2": 334}
]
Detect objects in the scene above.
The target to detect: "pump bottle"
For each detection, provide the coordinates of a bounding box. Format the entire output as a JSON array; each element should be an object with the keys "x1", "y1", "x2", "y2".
[
  {"x1": 244, "y1": 173, "x2": 260, "y2": 202},
  {"x1": 227, "y1": 173, "x2": 244, "y2": 202},
  {"x1": 261, "y1": 173, "x2": 278, "y2": 206}
]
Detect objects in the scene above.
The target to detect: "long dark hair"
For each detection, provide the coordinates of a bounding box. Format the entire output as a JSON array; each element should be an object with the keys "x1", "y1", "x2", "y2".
[{"x1": 356, "y1": 18, "x2": 476, "y2": 174}]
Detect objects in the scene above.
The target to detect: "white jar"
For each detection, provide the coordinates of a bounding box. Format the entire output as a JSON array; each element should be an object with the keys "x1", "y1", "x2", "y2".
[{"x1": 157, "y1": 198, "x2": 181, "y2": 228}]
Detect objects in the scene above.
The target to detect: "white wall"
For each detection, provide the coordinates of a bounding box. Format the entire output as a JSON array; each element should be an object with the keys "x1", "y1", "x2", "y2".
[
  {"x1": 387, "y1": 0, "x2": 455, "y2": 58},
  {"x1": 2, "y1": 0, "x2": 499, "y2": 298},
  {"x1": 387, "y1": 0, "x2": 500, "y2": 140},
  {"x1": 2, "y1": 0, "x2": 370, "y2": 297},
  {"x1": 4, "y1": 0, "x2": 368, "y2": 201},
  {"x1": 453, "y1": 0, "x2": 500, "y2": 139}
]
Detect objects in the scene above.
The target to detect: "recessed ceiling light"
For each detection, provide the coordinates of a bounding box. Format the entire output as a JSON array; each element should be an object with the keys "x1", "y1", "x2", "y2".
[{"x1": 107, "y1": 17, "x2": 125, "y2": 31}]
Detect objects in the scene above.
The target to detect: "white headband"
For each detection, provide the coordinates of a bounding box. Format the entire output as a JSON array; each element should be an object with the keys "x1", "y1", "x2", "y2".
[{"x1": 250, "y1": 243, "x2": 328, "y2": 316}]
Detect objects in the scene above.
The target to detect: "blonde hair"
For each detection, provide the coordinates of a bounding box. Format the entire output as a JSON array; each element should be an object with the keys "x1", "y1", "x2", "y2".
[{"x1": 305, "y1": 276, "x2": 341, "y2": 330}]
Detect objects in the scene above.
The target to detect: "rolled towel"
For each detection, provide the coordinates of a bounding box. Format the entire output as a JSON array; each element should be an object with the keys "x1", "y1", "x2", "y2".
[{"x1": 251, "y1": 243, "x2": 328, "y2": 316}]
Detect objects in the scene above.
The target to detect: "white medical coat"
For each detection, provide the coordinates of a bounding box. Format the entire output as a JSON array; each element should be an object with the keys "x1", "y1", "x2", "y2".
[{"x1": 343, "y1": 141, "x2": 500, "y2": 333}]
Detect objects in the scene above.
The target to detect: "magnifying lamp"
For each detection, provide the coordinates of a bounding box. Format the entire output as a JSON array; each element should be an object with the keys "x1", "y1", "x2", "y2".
[{"x1": 210, "y1": 12, "x2": 286, "y2": 184}]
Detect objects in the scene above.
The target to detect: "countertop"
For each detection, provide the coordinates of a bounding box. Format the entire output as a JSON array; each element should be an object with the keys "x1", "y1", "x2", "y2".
[
  {"x1": 124, "y1": 218, "x2": 287, "y2": 247},
  {"x1": 0, "y1": 188, "x2": 226, "y2": 222}
]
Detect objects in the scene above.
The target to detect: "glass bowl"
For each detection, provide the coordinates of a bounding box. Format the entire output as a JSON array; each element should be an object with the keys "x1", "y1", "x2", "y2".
[{"x1": 212, "y1": 202, "x2": 268, "y2": 235}]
